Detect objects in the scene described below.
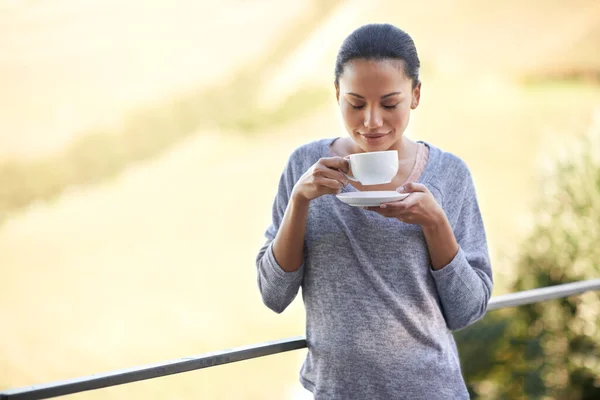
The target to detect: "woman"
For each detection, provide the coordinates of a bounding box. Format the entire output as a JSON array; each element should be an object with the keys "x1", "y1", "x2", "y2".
[{"x1": 256, "y1": 23, "x2": 493, "y2": 399}]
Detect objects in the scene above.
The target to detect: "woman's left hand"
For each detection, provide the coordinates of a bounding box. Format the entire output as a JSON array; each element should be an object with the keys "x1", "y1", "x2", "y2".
[{"x1": 364, "y1": 182, "x2": 444, "y2": 228}]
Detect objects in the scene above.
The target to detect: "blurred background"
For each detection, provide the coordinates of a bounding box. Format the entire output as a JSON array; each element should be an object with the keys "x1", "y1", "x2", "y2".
[{"x1": 1, "y1": 0, "x2": 599, "y2": 398}]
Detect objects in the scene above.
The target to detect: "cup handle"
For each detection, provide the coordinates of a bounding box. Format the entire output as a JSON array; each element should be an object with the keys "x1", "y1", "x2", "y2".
[
  {"x1": 344, "y1": 172, "x2": 359, "y2": 182},
  {"x1": 342, "y1": 157, "x2": 359, "y2": 182}
]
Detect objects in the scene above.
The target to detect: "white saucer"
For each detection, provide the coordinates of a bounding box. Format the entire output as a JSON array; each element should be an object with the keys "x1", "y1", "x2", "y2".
[{"x1": 336, "y1": 191, "x2": 409, "y2": 207}]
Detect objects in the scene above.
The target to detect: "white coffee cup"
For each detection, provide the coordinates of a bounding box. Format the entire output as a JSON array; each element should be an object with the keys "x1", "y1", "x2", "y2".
[{"x1": 344, "y1": 150, "x2": 398, "y2": 185}]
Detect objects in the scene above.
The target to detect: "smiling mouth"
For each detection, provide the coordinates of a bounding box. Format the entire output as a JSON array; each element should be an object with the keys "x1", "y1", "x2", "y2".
[{"x1": 361, "y1": 132, "x2": 389, "y2": 138}]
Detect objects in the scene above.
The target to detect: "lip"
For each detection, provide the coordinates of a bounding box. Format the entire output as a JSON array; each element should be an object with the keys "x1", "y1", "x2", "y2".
[
  {"x1": 360, "y1": 132, "x2": 390, "y2": 138},
  {"x1": 359, "y1": 132, "x2": 390, "y2": 143}
]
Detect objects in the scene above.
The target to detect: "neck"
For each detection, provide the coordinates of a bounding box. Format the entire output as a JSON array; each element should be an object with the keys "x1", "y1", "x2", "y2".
[{"x1": 389, "y1": 136, "x2": 417, "y2": 160}]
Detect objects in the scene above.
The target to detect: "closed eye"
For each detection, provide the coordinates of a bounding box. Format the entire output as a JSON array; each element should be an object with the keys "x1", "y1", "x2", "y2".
[
  {"x1": 383, "y1": 104, "x2": 399, "y2": 110},
  {"x1": 350, "y1": 104, "x2": 365, "y2": 110}
]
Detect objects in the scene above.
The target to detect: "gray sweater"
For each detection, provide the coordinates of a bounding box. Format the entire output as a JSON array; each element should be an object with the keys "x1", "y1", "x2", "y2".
[{"x1": 256, "y1": 138, "x2": 493, "y2": 399}]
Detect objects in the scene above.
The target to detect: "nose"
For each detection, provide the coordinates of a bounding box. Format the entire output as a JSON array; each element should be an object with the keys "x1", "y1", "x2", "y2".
[{"x1": 364, "y1": 106, "x2": 383, "y2": 129}]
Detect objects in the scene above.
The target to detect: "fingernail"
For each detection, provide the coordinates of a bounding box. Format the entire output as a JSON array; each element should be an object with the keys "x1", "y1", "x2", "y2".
[
  {"x1": 380, "y1": 204, "x2": 387, "y2": 209},
  {"x1": 397, "y1": 186, "x2": 405, "y2": 192}
]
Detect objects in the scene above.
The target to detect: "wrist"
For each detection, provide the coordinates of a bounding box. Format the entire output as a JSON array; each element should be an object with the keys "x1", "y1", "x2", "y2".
[
  {"x1": 422, "y1": 207, "x2": 448, "y2": 232},
  {"x1": 290, "y1": 191, "x2": 311, "y2": 209}
]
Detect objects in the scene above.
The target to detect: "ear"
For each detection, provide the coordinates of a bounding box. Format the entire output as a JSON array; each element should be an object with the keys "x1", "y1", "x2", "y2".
[
  {"x1": 334, "y1": 82, "x2": 340, "y2": 104},
  {"x1": 411, "y1": 81, "x2": 421, "y2": 110}
]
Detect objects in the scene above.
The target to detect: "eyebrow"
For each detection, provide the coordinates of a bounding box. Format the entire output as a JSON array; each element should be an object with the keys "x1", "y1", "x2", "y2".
[{"x1": 346, "y1": 92, "x2": 402, "y2": 99}]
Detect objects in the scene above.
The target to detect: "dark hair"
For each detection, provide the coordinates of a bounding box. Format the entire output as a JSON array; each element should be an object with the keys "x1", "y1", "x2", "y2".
[{"x1": 334, "y1": 24, "x2": 420, "y2": 88}]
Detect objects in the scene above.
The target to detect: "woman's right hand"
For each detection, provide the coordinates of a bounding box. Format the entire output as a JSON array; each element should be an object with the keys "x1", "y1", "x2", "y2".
[{"x1": 291, "y1": 157, "x2": 350, "y2": 203}]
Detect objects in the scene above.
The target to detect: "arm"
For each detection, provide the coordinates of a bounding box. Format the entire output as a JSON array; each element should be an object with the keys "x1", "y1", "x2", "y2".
[
  {"x1": 369, "y1": 175, "x2": 493, "y2": 331},
  {"x1": 421, "y1": 212, "x2": 459, "y2": 270},
  {"x1": 256, "y1": 162, "x2": 306, "y2": 314},
  {"x1": 427, "y1": 175, "x2": 493, "y2": 331},
  {"x1": 256, "y1": 154, "x2": 349, "y2": 313},
  {"x1": 272, "y1": 197, "x2": 310, "y2": 272}
]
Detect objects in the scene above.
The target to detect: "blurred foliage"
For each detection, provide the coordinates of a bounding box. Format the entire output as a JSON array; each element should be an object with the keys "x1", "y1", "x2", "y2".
[
  {"x1": 456, "y1": 114, "x2": 600, "y2": 398},
  {"x1": 0, "y1": 0, "x2": 340, "y2": 225}
]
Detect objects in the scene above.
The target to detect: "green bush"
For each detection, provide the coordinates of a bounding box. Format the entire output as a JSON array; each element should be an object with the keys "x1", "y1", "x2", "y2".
[{"x1": 457, "y1": 111, "x2": 600, "y2": 399}]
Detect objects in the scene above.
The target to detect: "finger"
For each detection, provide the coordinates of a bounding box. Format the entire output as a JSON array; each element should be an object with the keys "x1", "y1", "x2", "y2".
[
  {"x1": 319, "y1": 157, "x2": 350, "y2": 174},
  {"x1": 380, "y1": 194, "x2": 418, "y2": 211},
  {"x1": 397, "y1": 182, "x2": 429, "y2": 193},
  {"x1": 314, "y1": 176, "x2": 344, "y2": 191},
  {"x1": 362, "y1": 205, "x2": 395, "y2": 214},
  {"x1": 364, "y1": 207, "x2": 416, "y2": 223},
  {"x1": 364, "y1": 207, "x2": 400, "y2": 219},
  {"x1": 314, "y1": 166, "x2": 349, "y2": 185},
  {"x1": 378, "y1": 209, "x2": 398, "y2": 218},
  {"x1": 323, "y1": 186, "x2": 343, "y2": 195}
]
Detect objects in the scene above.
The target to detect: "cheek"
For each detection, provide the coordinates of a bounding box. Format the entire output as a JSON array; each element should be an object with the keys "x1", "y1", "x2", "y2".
[
  {"x1": 388, "y1": 106, "x2": 411, "y2": 127},
  {"x1": 340, "y1": 106, "x2": 362, "y2": 127}
]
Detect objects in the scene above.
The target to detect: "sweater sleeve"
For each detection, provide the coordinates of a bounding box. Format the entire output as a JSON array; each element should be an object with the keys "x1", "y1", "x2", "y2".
[
  {"x1": 256, "y1": 152, "x2": 305, "y2": 314},
  {"x1": 430, "y1": 167, "x2": 494, "y2": 331}
]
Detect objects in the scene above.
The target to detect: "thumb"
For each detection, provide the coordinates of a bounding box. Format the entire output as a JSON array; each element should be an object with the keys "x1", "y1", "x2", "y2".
[
  {"x1": 396, "y1": 183, "x2": 409, "y2": 193},
  {"x1": 397, "y1": 182, "x2": 427, "y2": 193}
]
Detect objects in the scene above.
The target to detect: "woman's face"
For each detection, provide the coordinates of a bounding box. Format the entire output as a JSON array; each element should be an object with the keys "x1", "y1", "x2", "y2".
[{"x1": 336, "y1": 59, "x2": 420, "y2": 153}]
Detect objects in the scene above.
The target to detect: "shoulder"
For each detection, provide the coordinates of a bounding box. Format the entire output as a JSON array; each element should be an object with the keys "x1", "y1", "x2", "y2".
[
  {"x1": 276, "y1": 138, "x2": 334, "y2": 188},
  {"x1": 426, "y1": 143, "x2": 473, "y2": 186},
  {"x1": 432, "y1": 145, "x2": 472, "y2": 178},
  {"x1": 424, "y1": 143, "x2": 478, "y2": 212},
  {"x1": 286, "y1": 138, "x2": 333, "y2": 170}
]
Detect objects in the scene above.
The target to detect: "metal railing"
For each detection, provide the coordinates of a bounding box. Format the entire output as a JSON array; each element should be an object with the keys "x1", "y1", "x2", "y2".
[{"x1": 2, "y1": 279, "x2": 600, "y2": 400}]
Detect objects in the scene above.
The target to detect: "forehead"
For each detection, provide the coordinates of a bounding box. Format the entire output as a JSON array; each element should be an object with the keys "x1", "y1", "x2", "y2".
[{"x1": 339, "y1": 59, "x2": 411, "y2": 94}]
